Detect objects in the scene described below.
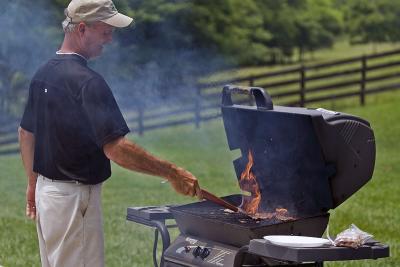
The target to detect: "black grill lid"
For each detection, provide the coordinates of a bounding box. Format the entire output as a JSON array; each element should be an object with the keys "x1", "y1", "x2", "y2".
[{"x1": 221, "y1": 85, "x2": 375, "y2": 212}]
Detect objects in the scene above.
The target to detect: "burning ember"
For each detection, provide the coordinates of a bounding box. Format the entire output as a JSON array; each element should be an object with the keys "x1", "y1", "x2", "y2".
[{"x1": 239, "y1": 150, "x2": 296, "y2": 222}]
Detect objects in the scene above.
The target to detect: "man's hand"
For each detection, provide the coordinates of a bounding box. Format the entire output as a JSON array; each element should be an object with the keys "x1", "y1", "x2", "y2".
[
  {"x1": 26, "y1": 183, "x2": 36, "y2": 220},
  {"x1": 18, "y1": 127, "x2": 38, "y2": 220},
  {"x1": 168, "y1": 167, "x2": 202, "y2": 198}
]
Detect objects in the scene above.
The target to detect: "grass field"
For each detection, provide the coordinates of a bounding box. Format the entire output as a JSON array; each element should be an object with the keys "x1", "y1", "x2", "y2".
[{"x1": 0, "y1": 89, "x2": 399, "y2": 267}]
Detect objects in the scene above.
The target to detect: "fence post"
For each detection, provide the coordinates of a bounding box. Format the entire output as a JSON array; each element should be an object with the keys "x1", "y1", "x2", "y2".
[
  {"x1": 194, "y1": 87, "x2": 201, "y2": 128},
  {"x1": 249, "y1": 76, "x2": 254, "y2": 87},
  {"x1": 248, "y1": 76, "x2": 254, "y2": 105},
  {"x1": 360, "y1": 55, "x2": 366, "y2": 106},
  {"x1": 137, "y1": 105, "x2": 144, "y2": 136},
  {"x1": 300, "y1": 65, "x2": 306, "y2": 107}
]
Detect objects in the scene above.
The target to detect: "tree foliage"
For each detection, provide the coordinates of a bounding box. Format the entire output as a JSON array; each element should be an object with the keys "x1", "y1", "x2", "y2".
[
  {"x1": 2, "y1": 0, "x2": 400, "y2": 115},
  {"x1": 187, "y1": 0, "x2": 272, "y2": 65},
  {"x1": 342, "y1": 0, "x2": 400, "y2": 44}
]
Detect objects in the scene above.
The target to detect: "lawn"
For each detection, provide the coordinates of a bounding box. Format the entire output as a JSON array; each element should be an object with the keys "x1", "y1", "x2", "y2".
[{"x1": 0, "y1": 90, "x2": 399, "y2": 266}]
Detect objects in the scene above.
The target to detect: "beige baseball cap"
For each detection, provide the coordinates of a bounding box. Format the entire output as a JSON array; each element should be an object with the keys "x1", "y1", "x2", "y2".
[{"x1": 65, "y1": 0, "x2": 133, "y2": 28}]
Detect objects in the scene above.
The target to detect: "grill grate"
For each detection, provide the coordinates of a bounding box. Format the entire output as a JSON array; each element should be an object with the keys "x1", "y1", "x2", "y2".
[{"x1": 173, "y1": 196, "x2": 291, "y2": 228}]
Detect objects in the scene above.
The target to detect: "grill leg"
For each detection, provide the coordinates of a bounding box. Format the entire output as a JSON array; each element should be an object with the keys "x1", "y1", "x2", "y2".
[
  {"x1": 151, "y1": 220, "x2": 171, "y2": 267},
  {"x1": 233, "y1": 245, "x2": 249, "y2": 266},
  {"x1": 153, "y1": 229, "x2": 159, "y2": 267}
]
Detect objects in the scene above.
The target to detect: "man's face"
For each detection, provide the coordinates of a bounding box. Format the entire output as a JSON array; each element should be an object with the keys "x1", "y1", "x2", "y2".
[{"x1": 81, "y1": 22, "x2": 114, "y2": 59}]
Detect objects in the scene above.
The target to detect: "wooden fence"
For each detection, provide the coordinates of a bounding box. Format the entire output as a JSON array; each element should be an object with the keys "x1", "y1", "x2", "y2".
[
  {"x1": 126, "y1": 48, "x2": 400, "y2": 135},
  {"x1": 2, "y1": 48, "x2": 400, "y2": 155}
]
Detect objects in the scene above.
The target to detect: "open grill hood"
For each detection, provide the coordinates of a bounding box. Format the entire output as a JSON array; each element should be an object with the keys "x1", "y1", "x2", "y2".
[{"x1": 221, "y1": 85, "x2": 375, "y2": 212}]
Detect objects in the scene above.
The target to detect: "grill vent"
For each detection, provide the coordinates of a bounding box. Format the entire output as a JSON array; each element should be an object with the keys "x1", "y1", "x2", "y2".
[{"x1": 340, "y1": 121, "x2": 359, "y2": 144}]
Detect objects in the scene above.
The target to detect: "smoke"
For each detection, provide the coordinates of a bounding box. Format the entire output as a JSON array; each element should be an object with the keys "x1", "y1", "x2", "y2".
[
  {"x1": 0, "y1": 0, "x2": 60, "y2": 75},
  {"x1": 0, "y1": 0, "x2": 61, "y2": 117},
  {"x1": 93, "y1": 38, "x2": 230, "y2": 111},
  {"x1": 0, "y1": 0, "x2": 233, "y2": 125}
]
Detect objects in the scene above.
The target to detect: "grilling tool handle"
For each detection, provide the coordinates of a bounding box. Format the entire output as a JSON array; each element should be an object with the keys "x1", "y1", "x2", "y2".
[
  {"x1": 200, "y1": 189, "x2": 239, "y2": 212},
  {"x1": 222, "y1": 84, "x2": 273, "y2": 110}
]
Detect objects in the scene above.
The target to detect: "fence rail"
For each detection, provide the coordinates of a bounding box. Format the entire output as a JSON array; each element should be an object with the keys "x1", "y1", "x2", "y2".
[
  {"x1": 125, "y1": 48, "x2": 400, "y2": 135},
  {"x1": 2, "y1": 48, "x2": 400, "y2": 155}
]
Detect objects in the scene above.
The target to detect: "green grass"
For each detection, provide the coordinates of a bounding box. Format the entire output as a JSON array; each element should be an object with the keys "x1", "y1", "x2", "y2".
[{"x1": 0, "y1": 90, "x2": 399, "y2": 266}]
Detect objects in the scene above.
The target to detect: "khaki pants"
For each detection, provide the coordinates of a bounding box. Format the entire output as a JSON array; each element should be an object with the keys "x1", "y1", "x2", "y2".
[{"x1": 35, "y1": 175, "x2": 104, "y2": 267}]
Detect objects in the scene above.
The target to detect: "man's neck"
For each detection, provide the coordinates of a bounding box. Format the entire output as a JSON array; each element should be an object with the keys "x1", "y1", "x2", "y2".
[{"x1": 60, "y1": 34, "x2": 89, "y2": 59}]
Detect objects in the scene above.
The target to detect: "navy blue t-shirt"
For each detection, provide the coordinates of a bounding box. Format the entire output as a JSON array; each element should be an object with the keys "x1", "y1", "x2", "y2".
[{"x1": 20, "y1": 53, "x2": 130, "y2": 184}]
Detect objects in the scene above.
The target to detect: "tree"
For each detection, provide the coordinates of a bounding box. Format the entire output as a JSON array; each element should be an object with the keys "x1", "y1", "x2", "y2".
[
  {"x1": 344, "y1": 0, "x2": 400, "y2": 47},
  {"x1": 255, "y1": 0, "x2": 343, "y2": 63},
  {"x1": 187, "y1": 0, "x2": 272, "y2": 65},
  {"x1": 293, "y1": 0, "x2": 343, "y2": 61},
  {"x1": 256, "y1": 0, "x2": 299, "y2": 63}
]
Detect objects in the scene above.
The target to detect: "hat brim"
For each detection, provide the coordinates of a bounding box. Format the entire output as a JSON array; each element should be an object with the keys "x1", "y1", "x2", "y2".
[{"x1": 101, "y1": 13, "x2": 133, "y2": 28}]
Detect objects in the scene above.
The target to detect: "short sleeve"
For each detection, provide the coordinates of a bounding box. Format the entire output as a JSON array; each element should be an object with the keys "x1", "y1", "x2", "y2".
[
  {"x1": 20, "y1": 82, "x2": 35, "y2": 133},
  {"x1": 81, "y1": 76, "x2": 130, "y2": 148}
]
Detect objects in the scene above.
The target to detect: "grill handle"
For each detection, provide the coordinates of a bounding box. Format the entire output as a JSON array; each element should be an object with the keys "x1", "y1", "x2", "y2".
[{"x1": 222, "y1": 84, "x2": 273, "y2": 110}]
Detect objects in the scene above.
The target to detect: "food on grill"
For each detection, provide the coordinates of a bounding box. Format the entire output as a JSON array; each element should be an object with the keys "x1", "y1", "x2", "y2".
[
  {"x1": 223, "y1": 209, "x2": 235, "y2": 213},
  {"x1": 249, "y1": 208, "x2": 296, "y2": 221}
]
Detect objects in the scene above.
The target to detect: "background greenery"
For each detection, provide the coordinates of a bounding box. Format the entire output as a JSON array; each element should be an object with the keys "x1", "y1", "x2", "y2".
[
  {"x1": 0, "y1": 90, "x2": 399, "y2": 266},
  {"x1": 1, "y1": 0, "x2": 400, "y2": 266}
]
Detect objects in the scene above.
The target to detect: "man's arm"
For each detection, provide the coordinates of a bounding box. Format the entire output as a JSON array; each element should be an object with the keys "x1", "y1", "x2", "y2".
[
  {"x1": 103, "y1": 137, "x2": 200, "y2": 197},
  {"x1": 18, "y1": 127, "x2": 38, "y2": 220}
]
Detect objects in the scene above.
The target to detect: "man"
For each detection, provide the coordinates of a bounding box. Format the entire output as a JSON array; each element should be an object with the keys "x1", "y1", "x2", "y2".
[{"x1": 18, "y1": 0, "x2": 201, "y2": 266}]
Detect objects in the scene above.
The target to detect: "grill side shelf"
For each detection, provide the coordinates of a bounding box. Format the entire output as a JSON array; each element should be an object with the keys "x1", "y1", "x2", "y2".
[
  {"x1": 127, "y1": 205, "x2": 176, "y2": 221},
  {"x1": 248, "y1": 239, "x2": 390, "y2": 262}
]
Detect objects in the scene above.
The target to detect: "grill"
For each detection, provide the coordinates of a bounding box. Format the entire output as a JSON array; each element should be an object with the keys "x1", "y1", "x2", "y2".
[{"x1": 127, "y1": 85, "x2": 389, "y2": 267}]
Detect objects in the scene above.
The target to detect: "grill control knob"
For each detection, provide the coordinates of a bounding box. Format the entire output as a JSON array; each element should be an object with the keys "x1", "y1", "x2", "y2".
[
  {"x1": 193, "y1": 246, "x2": 203, "y2": 258},
  {"x1": 200, "y1": 247, "x2": 211, "y2": 259}
]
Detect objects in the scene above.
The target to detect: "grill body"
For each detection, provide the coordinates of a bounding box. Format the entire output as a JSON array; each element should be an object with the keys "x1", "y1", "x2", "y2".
[{"x1": 170, "y1": 195, "x2": 329, "y2": 248}]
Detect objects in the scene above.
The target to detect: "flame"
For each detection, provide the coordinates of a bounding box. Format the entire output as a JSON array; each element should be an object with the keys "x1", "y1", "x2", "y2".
[
  {"x1": 238, "y1": 150, "x2": 296, "y2": 221},
  {"x1": 239, "y1": 150, "x2": 261, "y2": 214}
]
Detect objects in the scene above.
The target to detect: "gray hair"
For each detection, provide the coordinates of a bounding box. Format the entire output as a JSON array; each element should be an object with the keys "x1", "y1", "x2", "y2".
[
  {"x1": 62, "y1": 18, "x2": 78, "y2": 33},
  {"x1": 61, "y1": 18, "x2": 97, "y2": 33}
]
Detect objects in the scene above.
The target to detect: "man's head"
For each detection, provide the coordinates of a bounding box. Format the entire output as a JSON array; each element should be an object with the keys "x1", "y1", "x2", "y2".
[{"x1": 61, "y1": 0, "x2": 133, "y2": 59}]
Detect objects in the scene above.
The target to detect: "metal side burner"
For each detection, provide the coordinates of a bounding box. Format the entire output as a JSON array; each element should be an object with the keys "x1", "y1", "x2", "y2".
[{"x1": 248, "y1": 239, "x2": 389, "y2": 263}]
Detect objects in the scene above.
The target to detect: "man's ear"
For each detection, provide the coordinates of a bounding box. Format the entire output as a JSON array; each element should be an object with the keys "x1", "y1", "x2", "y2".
[{"x1": 77, "y1": 22, "x2": 86, "y2": 36}]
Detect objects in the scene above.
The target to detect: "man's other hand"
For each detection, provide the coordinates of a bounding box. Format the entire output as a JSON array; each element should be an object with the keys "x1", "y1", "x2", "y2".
[{"x1": 26, "y1": 183, "x2": 36, "y2": 220}]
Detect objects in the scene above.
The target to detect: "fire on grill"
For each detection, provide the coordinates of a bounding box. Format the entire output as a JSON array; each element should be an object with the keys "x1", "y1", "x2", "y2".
[{"x1": 239, "y1": 150, "x2": 295, "y2": 221}]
